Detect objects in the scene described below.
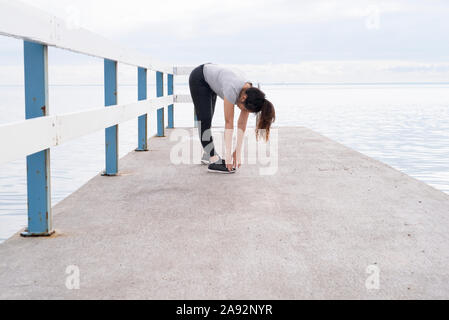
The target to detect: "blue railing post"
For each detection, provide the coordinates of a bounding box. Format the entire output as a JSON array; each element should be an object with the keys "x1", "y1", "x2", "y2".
[
  {"x1": 21, "y1": 41, "x2": 53, "y2": 237},
  {"x1": 156, "y1": 71, "x2": 165, "y2": 137},
  {"x1": 136, "y1": 67, "x2": 148, "y2": 151},
  {"x1": 104, "y1": 59, "x2": 119, "y2": 175},
  {"x1": 167, "y1": 74, "x2": 174, "y2": 129}
]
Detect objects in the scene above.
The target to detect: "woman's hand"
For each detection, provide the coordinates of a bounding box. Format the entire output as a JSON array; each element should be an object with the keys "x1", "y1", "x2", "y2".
[{"x1": 233, "y1": 151, "x2": 242, "y2": 169}]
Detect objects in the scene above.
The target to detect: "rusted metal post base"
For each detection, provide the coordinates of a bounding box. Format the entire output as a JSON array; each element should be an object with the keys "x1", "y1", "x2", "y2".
[
  {"x1": 21, "y1": 230, "x2": 55, "y2": 237},
  {"x1": 101, "y1": 171, "x2": 118, "y2": 177}
]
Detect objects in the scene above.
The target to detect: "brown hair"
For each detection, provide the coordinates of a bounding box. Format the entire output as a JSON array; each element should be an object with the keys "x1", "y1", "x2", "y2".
[{"x1": 244, "y1": 87, "x2": 276, "y2": 141}]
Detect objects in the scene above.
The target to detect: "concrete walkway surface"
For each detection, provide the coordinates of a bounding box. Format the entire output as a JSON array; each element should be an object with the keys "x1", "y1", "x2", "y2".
[{"x1": 1, "y1": 127, "x2": 448, "y2": 299}]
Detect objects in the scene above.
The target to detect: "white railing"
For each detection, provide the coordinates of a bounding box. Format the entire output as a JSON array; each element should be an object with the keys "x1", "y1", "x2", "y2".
[
  {"x1": 0, "y1": 96, "x2": 174, "y2": 165},
  {"x1": 0, "y1": 0, "x2": 173, "y2": 73},
  {"x1": 0, "y1": 0, "x2": 193, "y2": 236}
]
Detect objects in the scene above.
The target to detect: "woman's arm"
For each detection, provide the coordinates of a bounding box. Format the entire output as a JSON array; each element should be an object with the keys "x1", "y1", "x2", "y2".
[
  {"x1": 224, "y1": 98, "x2": 235, "y2": 171},
  {"x1": 234, "y1": 109, "x2": 249, "y2": 168}
]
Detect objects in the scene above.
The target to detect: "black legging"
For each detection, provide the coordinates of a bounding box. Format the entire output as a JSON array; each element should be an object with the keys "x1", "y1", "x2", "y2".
[{"x1": 189, "y1": 64, "x2": 218, "y2": 158}]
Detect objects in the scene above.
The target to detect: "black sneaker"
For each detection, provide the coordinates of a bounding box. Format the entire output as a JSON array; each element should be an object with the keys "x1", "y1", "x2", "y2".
[{"x1": 208, "y1": 158, "x2": 236, "y2": 174}]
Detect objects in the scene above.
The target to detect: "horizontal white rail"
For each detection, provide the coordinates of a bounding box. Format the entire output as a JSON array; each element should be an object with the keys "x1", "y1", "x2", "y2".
[
  {"x1": 0, "y1": 0, "x2": 173, "y2": 74},
  {"x1": 174, "y1": 66, "x2": 195, "y2": 76},
  {"x1": 0, "y1": 96, "x2": 173, "y2": 165},
  {"x1": 174, "y1": 94, "x2": 193, "y2": 103}
]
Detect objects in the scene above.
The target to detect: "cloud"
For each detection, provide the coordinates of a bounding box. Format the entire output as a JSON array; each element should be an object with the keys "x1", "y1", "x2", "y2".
[
  {"x1": 17, "y1": 0, "x2": 409, "y2": 37},
  {"x1": 388, "y1": 64, "x2": 449, "y2": 73},
  {"x1": 3, "y1": 0, "x2": 449, "y2": 79},
  {"x1": 3, "y1": 59, "x2": 449, "y2": 86},
  {"x1": 231, "y1": 61, "x2": 449, "y2": 83}
]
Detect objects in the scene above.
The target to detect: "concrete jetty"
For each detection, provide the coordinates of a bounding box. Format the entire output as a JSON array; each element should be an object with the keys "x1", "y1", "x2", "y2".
[{"x1": 1, "y1": 127, "x2": 449, "y2": 300}]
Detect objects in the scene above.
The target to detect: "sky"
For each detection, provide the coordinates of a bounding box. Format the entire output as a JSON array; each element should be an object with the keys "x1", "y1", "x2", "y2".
[{"x1": 1, "y1": 0, "x2": 449, "y2": 84}]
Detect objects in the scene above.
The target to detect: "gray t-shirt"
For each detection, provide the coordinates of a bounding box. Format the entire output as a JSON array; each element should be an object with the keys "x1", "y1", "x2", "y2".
[{"x1": 203, "y1": 63, "x2": 250, "y2": 105}]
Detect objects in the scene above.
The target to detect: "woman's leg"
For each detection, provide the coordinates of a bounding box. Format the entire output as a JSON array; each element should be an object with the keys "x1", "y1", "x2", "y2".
[{"x1": 189, "y1": 65, "x2": 218, "y2": 158}]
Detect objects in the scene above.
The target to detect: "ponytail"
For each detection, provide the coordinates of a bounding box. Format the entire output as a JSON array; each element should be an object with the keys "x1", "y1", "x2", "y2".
[{"x1": 256, "y1": 99, "x2": 275, "y2": 141}]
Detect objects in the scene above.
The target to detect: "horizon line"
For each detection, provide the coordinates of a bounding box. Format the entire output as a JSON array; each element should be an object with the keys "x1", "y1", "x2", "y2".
[{"x1": 1, "y1": 81, "x2": 449, "y2": 87}]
